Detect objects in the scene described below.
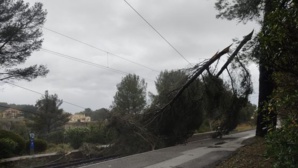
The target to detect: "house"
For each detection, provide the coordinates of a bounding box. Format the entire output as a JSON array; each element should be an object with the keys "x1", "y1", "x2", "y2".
[
  {"x1": 69, "y1": 114, "x2": 91, "y2": 123},
  {"x1": 1, "y1": 108, "x2": 23, "y2": 119}
]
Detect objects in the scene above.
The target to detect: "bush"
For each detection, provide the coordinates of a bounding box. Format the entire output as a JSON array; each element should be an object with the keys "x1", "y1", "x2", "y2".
[
  {"x1": 45, "y1": 130, "x2": 65, "y2": 144},
  {"x1": 265, "y1": 114, "x2": 298, "y2": 168},
  {"x1": 0, "y1": 130, "x2": 25, "y2": 155},
  {"x1": 25, "y1": 139, "x2": 48, "y2": 153},
  {"x1": 0, "y1": 138, "x2": 18, "y2": 159},
  {"x1": 65, "y1": 127, "x2": 90, "y2": 149},
  {"x1": 85, "y1": 123, "x2": 107, "y2": 144},
  {"x1": 80, "y1": 143, "x2": 102, "y2": 157},
  {"x1": 46, "y1": 143, "x2": 72, "y2": 154},
  {"x1": 265, "y1": 85, "x2": 298, "y2": 168}
]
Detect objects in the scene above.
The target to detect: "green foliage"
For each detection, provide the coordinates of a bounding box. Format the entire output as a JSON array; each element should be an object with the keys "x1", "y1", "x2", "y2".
[
  {"x1": 215, "y1": 0, "x2": 262, "y2": 22},
  {"x1": 264, "y1": 72, "x2": 298, "y2": 167},
  {"x1": 28, "y1": 91, "x2": 70, "y2": 136},
  {"x1": 0, "y1": 130, "x2": 25, "y2": 157},
  {"x1": 80, "y1": 143, "x2": 103, "y2": 158},
  {"x1": 146, "y1": 70, "x2": 204, "y2": 146},
  {"x1": 82, "y1": 108, "x2": 110, "y2": 121},
  {"x1": 7, "y1": 120, "x2": 29, "y2": 139},
  {"x1": 64, "y1": 122, "x2": 110, "y2": 149},
  {"x1": 0, "y1": 103, "x2": 37, "y2": 119},
  {"x1": 202, "y1": 75, "x2": 249, "y2": 132},
  {"x1": 65, "y1": 127, "x2": 90, "y2": 149},
  {"x1": 202, "y1": 75, "x2": 230, "y2": 121},
  {"x1": 111, "y1": 74, "x2": 147, "y2": 115},
  {"x1": 266, "y1": 122, "x2": 298, "y2": 168},
  {"x1": 25, "y1": 139, "x2": 47, "y2": 153},
  {"x1": 0, "y1": 119, "x2": 28, "y2": 139},
  {"x1": 0, "y1": 102, "x2": 10, "y2": 112},
  {"x1": 46, "y1": 143, "x2": 72, "y2": 154},
  {"x1": 258, "y1": 0, "x2": 298, "y2": 74},
  {"x1": 0, "y1": 130, "x2": 25, "y2": 156},
  {"x1": 45, "y1": 130, "x2": 65, "y2": 144},
  {"x1": 238, "y1": 102, "x2": 256, "y2": 123},
  {"x1": 106, "y1": 114, "x2": 157, "y2": 155},
  {"x1": 0, "y1": 0, "x2": 48, "y2": 82},
  {"x1": 85, "y1": 122, "x2": 108, "y2": 144},
  {"x1": 0, "y1": 138, "x2": 18, "y2": 158}
]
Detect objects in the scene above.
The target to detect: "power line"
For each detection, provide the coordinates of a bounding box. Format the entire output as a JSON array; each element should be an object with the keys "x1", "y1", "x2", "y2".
[
  {"x1": 43, "y1": 27, "x2": 159, "y2": 72},
  {"x1": 123, "y1": 0, "x2": 192, "y2": 65},
  {"x1": 41, "y1": 48, "x2": 128, "y2": 75},
  {"x1": 41, "y1": 48, "x2": 155, "y2": 82},
  {"x1": 2, "y1": 81, "x2": 87, "y2": 110}
]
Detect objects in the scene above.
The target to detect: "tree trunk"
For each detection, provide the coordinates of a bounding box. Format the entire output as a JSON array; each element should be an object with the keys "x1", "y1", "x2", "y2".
[
  {"x1": 255, "y1": 0, "x2": 277, "y2": 137},
  {"x1": 256, "y1": 62, "x2": 275, "y2": 136}
]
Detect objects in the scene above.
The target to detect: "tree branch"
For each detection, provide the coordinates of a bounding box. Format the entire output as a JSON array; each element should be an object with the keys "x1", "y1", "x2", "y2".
[
  {"x1": 226, "y1": 67, "x2": 235, "y2": 94},
  {"x1": 158, "y1": 44, "x2": 232, "y2": 113},
  {"x1": 216, "y1": 30, "x2": 254, "y2": 77}
]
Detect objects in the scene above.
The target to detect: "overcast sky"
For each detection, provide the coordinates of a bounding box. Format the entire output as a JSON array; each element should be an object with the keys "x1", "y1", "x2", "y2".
[{"x1": 0, "y1": 0, "x2": 260, "y2": 113}]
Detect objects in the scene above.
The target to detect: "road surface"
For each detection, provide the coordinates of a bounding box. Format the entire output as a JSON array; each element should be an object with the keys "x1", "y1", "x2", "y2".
[{"x1": 80, "y1": 130, "x2": 255, "y2": 168}]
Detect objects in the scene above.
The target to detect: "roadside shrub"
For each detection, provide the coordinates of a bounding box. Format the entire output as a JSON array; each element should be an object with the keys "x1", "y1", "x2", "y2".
[
  {"x1": 0, "y1": 138, "x2": 18, "y2": 158},
  {"x1": 265, "y1": 82, "x2": 298, "y2": 168},
  {"x1": 266, "y1": 126, "x2": 298, "y2": 167},
  {"x1": 65, "y1": 127, "x2": 90, "y2": 149},
  {"x1": 46, "y1": 130, "x2": 65, "y2": 144},
  {"x1": 80, "y1": 143, "x2": 102, "y2": 158},
  {"x1": 0, "y1": 130, "x2": 25, "y2": 155},
  {"x1": 85, "y1": 122, "x2": 107, "y2": 144},
  {"x1": 46, "y1": 143, "x2": 72, "y2": 154},
  {"x1": 25, "y1": 139, "x2": 48, "y2": 153}
]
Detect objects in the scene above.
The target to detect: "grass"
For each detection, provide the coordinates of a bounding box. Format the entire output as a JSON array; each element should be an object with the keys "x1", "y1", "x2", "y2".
[
  {"x1": 216, "y1": 137, "x2": 274, "y2": 168},
  {"x1": 234, "y1": 123, "x2": 255, "y2": 132},
  {"x1": 45, "y1": 143, "x2": 73, "y2": 154}
]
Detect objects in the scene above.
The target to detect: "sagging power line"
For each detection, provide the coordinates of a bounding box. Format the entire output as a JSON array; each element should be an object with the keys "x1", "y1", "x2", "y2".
[
  {"x1": 43, "y1": 27, "x2": 159, "y2": 72},
  {"x1": 41, "y1": 48, "x2": 155, "y2": 82},
  {"x1": 123, "y1": 0, "x2": 192, "y2": 65},
  {"x1": 2, "y1": 81, "x2": 87, "y2": 110}
]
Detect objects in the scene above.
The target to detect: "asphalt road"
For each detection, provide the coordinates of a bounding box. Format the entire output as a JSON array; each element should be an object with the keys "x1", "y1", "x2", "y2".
[{"x1": 80, "y1": 130, "x2": 255, "y2": 168}]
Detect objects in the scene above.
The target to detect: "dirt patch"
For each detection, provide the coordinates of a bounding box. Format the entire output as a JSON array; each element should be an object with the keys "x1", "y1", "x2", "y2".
[{"x1": 216, "y1": 137, "x2": 274, "y2": 168}]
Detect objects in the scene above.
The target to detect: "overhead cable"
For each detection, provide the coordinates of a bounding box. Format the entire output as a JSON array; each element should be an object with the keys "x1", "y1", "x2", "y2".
[
  {"x1": 41, "y1": 48, "x2": 155, "y2": 82},
  {"x1": 43, "y1": 27, "x2": 159, "y2": 72},
  {"x1": 2, "y1": 81, "x2": 87, "y2": 110},
  {"x1": 123, "y1": 0, "x2": 192, "y2": 65}
]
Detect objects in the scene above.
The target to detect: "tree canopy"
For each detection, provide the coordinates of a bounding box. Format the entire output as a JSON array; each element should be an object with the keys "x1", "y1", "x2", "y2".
[
  {"x1": 146, "y1": 70, "x2": 205, "y2": 146},
  {"x1": 81, "y1": 108, "x2": 110, "y2": 121},
  {"x1": 215, "y1": 0, "x2": 298, "y2": 137},
  {"x1": 28, "y1": 91, "x2": 70, "y2": 136},
  {"x1": 111, "y1": 74, "x2": 147, "y2": 115},
  {"x1": 0, "y1": 0, "x2": 48, "y2": 82}
]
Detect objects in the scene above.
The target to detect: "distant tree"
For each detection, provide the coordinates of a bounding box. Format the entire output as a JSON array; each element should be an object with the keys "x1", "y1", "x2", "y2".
[
  {"x1": 0, "y1": 102, "x2": 9, "y2": 111},
  {"x1": 111, "y1": 74, "x2": 147, "y2": 115},
  {"x1": 81, "y1": 108, "x2": 110, "y2": 121},
  {"x1": 92, "y1": 108, "x2": 110, "y2": 121},
  {"x1": 238, "y1": 102, "x2": 256, "y2": 124},
  {"x1": 19, "y1": 104, "x2": 37, "y2": 118},
  {"x1": 0, "y1": 0, "x2": 48, "y2": 82},
  {"x1": 0, "y1": 102, "x2": 36, "y2": 118},
  {"x1": 28, "y1": 91, "x2": 70, "y2": 136}
]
